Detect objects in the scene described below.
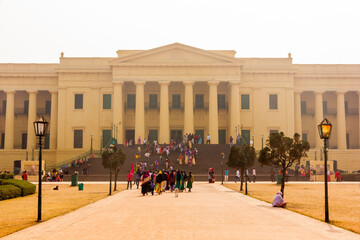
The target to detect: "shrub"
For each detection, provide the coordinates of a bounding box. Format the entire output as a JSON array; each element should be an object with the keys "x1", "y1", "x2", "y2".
[
  {"x1": 0, "y1": 179, "x2": 4, "y2": 185},
  {"x1": 0, "y1": 173, "x2": 14, "y2": 179},
  {"x1": 0, "y1": 185, "x2": 21, "y2": 201},
  {"x1": 2, "y1": 179, "x2": 36, "y2": 196}
]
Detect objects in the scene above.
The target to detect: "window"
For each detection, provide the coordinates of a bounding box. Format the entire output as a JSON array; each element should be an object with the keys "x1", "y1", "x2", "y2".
[
  {"x1": 217, "y1": 94, "x2": 226, "y2": 109},
  {"x1": 148, "y1": 130, "x2": 158, "y2": 143},
  {"x1": 21, "y1": 133, "x2": 27, "y2": 149},
  {"x1": 172, "y1": 94, "x2": 181, "y2": 109},
  {"x1": 102, "y1": 129, "x2": 112, "y2": 147},
  {"x1": 75, "y1": 94, "x2": 83, "y2": 109},
  {"x1": 2, "y1": 100, "x2": 6, "y2": 114},
  {"x1": 74, "y1": 130, "x2": 83, "y2": 148},
  {"x1": 149, "y1": 94, "x2": 158, "y2": 109},
  {"x1": 323, "y1": 101, "x2": 327, "y2": 115},
  {"x1": 23, "y1": 100, "x2": 29, "y2": 115},
  {"x1": 302, "y1": 133, "x2": 308, "y2": 142},
  {"x1": 103, "y1": 94, "x2": 111, "y2": 109},
  {"x1": 345, "y1": 101, "x2": 348, "y2": 115},
  {"x1": 45, "y1": 101, "x2": 51, "y2": 115},
  {"x1": 0, "y1": 133, "x2": 4, "y2": 149},
  {"x1": 241, "y1": 94, "x2": 250, "y2": 109},
  {"x1": 44, "y1": 133, "x2": 50, "y2": 149},
  {"x1": 241, "y1": 130, "x2": 250, "y2": 145},
  {"x1": 269, "y1": 94, "x2": 278, "y2": 109},
  {"x1": 127, "y1": 94, "x2": 136, "y2": 109},
  {"x1": 301, "y1": 101, "x2": 306, "y2": 114},
  {"x1": 269, "y1": 130, "x2": 278, "y2": 135},
  {"x1": 195, "y1": 94, "x2": 204, "y2": 109},
  {"x1": 346, "y1": 133, "x2": 350, "y2": 149}
]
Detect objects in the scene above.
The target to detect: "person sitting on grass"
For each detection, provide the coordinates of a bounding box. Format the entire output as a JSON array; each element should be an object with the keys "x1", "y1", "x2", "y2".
[{"x1": 272, "y1": 191, "x2": 287, "y2": 207}]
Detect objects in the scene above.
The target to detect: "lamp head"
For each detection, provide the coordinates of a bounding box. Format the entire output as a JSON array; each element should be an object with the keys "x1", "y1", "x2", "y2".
[
  {"x1": 33, "y1": 116, "x2": 49, "y2": 137},
  {"x1": 318, "y1": 118, "x2": 332, "y2": 139}
]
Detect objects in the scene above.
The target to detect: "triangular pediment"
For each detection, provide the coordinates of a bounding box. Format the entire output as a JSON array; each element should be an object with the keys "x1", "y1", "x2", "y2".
[{"x1": 109, "y1": 43, "x2": 240, "y2": 65}]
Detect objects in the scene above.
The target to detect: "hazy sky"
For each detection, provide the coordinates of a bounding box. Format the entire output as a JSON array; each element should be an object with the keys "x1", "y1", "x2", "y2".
[{"x1": 0, "y1": 0, "x2": 359, "y2": 64}]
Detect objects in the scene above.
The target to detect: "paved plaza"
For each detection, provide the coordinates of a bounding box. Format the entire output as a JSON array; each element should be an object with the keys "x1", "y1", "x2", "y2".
[{"x1": 2, "y1": 182, "x2": 359, "y2": 240}]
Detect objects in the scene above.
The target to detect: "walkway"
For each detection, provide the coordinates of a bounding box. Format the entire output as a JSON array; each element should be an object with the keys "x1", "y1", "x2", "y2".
[{"x1": 3, "y1": 183, "x2": 359, "y2": 240}]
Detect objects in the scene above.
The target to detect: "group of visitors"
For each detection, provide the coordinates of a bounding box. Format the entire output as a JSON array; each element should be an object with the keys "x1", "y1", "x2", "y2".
[
  {"x1": 134, "y1": 169, "x2": 194, "y2": 196},
  {"x1": 45, "y1": 168, "x2": 64, "y2": 182}
]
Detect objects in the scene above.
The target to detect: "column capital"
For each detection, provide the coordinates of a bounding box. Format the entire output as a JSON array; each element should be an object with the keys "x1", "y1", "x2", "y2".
[
  {"x1": 49, "y1": 90, "x2": 58, "y2": 94},
  {"x1": 336, "y1": 90, "x2": 347, "y2": 95},
  {"x1": 4, "y1": 90, "x2": 15, "y2": 94},
  {"x1": 112, "y1": 81, "x2": 124, "y2": 86},
  {"x1": 183, "y1": 80, "x2": 195, "y2": 86},
  {"x1": 159, "y1": 80, "x2": 171, "y2": 86},
  {"x1": 26, "y1": 90, "x2": 38, "y2": 94},
  {"x1": 294, "y1": 89, "x2": 303, "y2": 94},
  {"x1": 134, "y1": 81, "x2": 146, "y2": 86},
  {"x1": 208, "y1": 80, "x2": 219, "y2": 86},
  {"x1": 314, "y1": 90, "x2": 325, "y2": 95}
]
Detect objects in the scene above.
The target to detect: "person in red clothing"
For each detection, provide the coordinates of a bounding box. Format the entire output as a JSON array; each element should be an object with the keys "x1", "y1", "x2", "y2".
[
  {"x1": 335, "y1": 170, "x2": 341, "y2": 182},
  {"x1": 126, "y1": 171, "x2": 133, "y2": 190},
  {"x1": 21, "y1": 171, "x2": 28, "y2": 181}
]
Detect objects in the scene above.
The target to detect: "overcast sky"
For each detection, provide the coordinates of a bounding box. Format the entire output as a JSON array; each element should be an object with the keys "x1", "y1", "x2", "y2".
[{"x1": 0, "y1": 0, "x2": 359, "y2": 64}]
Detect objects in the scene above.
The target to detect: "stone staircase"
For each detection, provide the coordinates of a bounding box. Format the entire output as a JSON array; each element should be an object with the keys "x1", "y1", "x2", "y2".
[{"x1": 63, "y1": 144, "x2": 307, "y2": 181}]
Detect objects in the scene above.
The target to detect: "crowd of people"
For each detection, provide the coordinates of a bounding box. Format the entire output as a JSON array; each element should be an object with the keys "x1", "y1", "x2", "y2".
[
  {"x1": 126, "y1": 168, "x2": 194, "y2": 196},
  {"x1": 45, "y1": 168, "x2": 64, "y2": 182}
]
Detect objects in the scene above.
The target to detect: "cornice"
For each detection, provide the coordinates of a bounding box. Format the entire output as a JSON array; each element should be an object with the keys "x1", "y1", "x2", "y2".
[
  {"x1": 0, "y1": 73, "x2": 58, "y2": 77},
  {"x1": 54, "y1": 68, "x2": 111, "y2": 73},
  {"x1": 295, "y1": 73, "x2": 360, "y2": 78},
  {"x1": 111, "y1": 63, "x2": 242, "y2": 67},
  {"x1": 242, "y1": 69, "x2": 297, "y2": 74}
]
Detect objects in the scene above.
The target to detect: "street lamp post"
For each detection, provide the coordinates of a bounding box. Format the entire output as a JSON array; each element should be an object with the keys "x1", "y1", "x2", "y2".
[
  {"x1": 33, "y1": 116, "x2": 49, "y2": 222},
  {"x1": 221, "y1": 152, "x2": 225, "y2": 185},
  {"x1": 109, "y1": 144, "x2": 115, "y2": 195},
  {"x1": 90, "y1": 134, "x2": 93, "y2": 156},
  {"x1": 318, "y1": 118, "x2": 332, "y2": 223},
  {"x1": 261, "y1": 135, "x2": 264, "y2": 150}
]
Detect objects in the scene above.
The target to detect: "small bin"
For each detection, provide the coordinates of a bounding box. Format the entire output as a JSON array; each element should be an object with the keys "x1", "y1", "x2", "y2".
[
  {"x1": 71, "y1": 174, "x2": 78, "y2": 186},
  {"x1": 78, "y1": 183, "x2": 84, "y2": 191},
  {"x1": 276, "y1": 174, "x2": 282, "y2": 185}
]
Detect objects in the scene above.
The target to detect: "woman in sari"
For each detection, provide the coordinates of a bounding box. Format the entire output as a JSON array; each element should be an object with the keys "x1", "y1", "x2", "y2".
[
  {"x1": 155, "y1": 171, "x2": 163, "y2": 194},
  {"x1": 186, "y1": 172, "x2": 194, "y2": 192},
  {"x1": 175, "y1": 171, "x2": 181, "y2": 190},
  {"x1": 140, "y1": 171, "x2": 152, "y2": 196}
]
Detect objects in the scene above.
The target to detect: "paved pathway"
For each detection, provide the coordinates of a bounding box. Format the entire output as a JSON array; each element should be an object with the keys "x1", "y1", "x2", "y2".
[{"x1": 3, "y1": 183, "x2": 359, "y2": 240}]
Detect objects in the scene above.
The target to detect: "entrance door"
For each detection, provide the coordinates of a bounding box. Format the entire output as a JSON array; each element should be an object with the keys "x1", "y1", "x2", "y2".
[
  {"x1": 102, "y1": 130, "x2": 112, "y2": 147},
  {"x1": 14, "y1": 160, "x2": 21, "y2": 175},
  {"x1": 125, "y1": 130, "x2": 135, "y2": 143},
  {"x1": 195, "y1": 130, "x2": 204, "y2": 144},
  {"x1": 21, "y1": 133, "x2": 27, "y2": 149},
  {"x1": 148, "y1": 130, "x2": 158, "y2": 143},
  {"x1": 218, "y1": 130, "x2": 226, "y2": 144},
  {"x1": 170, "y1": 130, "x2": 183, "y2": 142},
  {"x1": 241, "y1": 130, "x2": 250, "y2": 146}
]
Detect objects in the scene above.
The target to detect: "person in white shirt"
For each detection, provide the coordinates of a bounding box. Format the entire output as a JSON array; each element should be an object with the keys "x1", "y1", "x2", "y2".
[
  {"x1": 252, "y1": 168, "x2": 256, "y2": 183},
  {"x1": 235, "y1": 169, "x2": 241, "y2": 183}
]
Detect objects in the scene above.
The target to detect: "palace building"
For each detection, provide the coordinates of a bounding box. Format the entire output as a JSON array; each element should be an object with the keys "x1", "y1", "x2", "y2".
[{"x1": 0, "y1": 43, "x2": 359, "y2": 172}]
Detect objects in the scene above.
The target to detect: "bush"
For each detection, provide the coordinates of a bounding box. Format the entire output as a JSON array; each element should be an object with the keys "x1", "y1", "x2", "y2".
[
  {"x1": 0, "y1": 179, "x2": 4, "y2": 185},
  {"x1": 2, "y1": 179, "x2": 36, "y2": 196},
  {"x1": 0, "y1": 185, "x2": 21, "y2": 201},
  {"x1": 0, "y1": 173, "x2": 14, "y2": 179}
]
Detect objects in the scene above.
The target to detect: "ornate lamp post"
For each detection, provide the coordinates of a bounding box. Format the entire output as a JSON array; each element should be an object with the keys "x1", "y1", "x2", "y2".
[
  {"x1": 33, "y1": 116, "x2": 49, "y2": 222},
  {"x1": 318, "y1": 118, "x2": 332, "y2": 223},
  {"x1": 109, "y1": 144, "x2": 115, "y2": 195}
]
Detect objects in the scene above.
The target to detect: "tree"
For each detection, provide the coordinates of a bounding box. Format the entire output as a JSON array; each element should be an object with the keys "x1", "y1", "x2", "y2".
[
  {"x1": 102, "y1": 146, "x2": 126, "y2": 191},
  {"x1": 258, "y1": 132, "x2": 310, "y2": 198},
  {"x1": 226, "y1": 144, "x2": 256, "y2": 191}
]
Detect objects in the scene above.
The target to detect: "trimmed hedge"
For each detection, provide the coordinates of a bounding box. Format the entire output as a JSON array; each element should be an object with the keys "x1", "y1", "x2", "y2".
[
  {"x1": 2, "y1": 179, "x2": 36, "y2": 196},
  {"x1": 0, "y1": 173, "x2": 14, "y2": 179},
  {"x1": 0, "y1": 185, "x2": 21, "y2": 200},
  {"x1": 0, "y1": 179, "x2": 4, "y2": 185}
]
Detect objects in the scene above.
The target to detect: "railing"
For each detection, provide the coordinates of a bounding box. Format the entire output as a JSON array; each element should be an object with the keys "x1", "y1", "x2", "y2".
[{"x1": 53, "y1": 150, "x2": 101, "y2": 171}]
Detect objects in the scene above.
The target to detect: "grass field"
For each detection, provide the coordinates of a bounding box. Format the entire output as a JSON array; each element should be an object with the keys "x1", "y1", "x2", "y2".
[
  {"x1": 0, "y1": 183, "x2": 125, "y2": 238},
  {"x1": 224, "y1": 182, "x2": 360, "y2": 234}
]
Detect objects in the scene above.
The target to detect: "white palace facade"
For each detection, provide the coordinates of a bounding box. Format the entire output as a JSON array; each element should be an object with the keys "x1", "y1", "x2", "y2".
[{"x1": 0, "y1": 43, "x2": 359, "y2": 172}]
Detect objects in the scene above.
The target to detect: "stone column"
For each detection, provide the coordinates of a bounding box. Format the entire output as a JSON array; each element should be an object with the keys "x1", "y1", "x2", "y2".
[
  {"x1": 159, "y1": 81, "x2": 170, "y2": 143},
  {"x1": 49, "y1": 90, "x2": 58, "y2": 149},
  {"x1": 113, "y1": 82, "x2": 124, "y2": 144},
  {"x1": 184, "y1": 81, "x2": 194, "y2": 134},
  {"x1": 57, "y1": 88, "x2": 66, "y2": 150},
  {"x1": 134, "y1": 81, "x2": 145, "y2": 142},
  {"x1": 336, "y1": 91, "x2": 347, "y2": 149},
  {"x1": 314, "y1": 91, "x2": 324, "y2": 149},
  {"x1": 208, "y1": 81, "x2": 219, "y2": 144},
  {"x1": 27, "y1": 90, "x2": 37, "y2": 150},
  {"x1": 294, "y1": 90, "x2": 303, "y2": 137},
  {"x1": 4, "y1": 90, "x2": 14, "y2": 150},
  {"x1": 358, "y1": 92, "x2": 360, "y2": 149},
  {"x1": 230, "y1": 82, "x2": 240, "y2": 140}
]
